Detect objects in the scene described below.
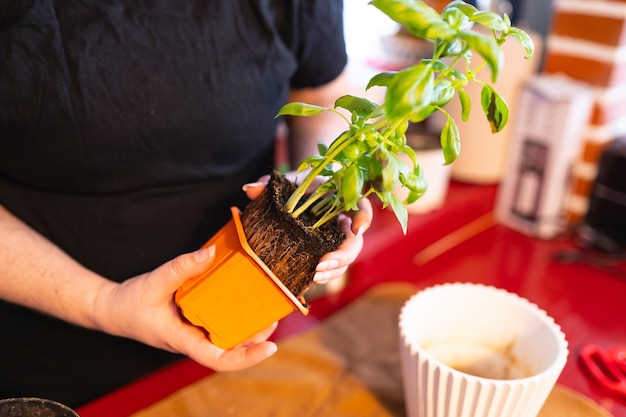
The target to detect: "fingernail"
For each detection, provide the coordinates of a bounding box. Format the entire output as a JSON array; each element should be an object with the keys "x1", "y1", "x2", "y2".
[
  {"x1": 194, "y1": 245, "x2": 215, "y2": 262},
  {"x1": 316, "y1": 259, "x2": 339, "y2": 271},
  {"x1": 267, "y1": 343, "x2": 278, "y2": 356},
  {"x1": 314, "y1": 270, "x2": 334, "y2": 283},
  {"x1": 242, "y1": 182, "x2": 265, "y2": 192}
]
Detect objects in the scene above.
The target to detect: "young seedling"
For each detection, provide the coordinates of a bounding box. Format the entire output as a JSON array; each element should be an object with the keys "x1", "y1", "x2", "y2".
[{"x1": 277, "y1": 0, "x2": 534, "y2": 234}]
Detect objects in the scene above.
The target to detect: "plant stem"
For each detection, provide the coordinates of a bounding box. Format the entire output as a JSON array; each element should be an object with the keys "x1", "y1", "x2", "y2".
[
  {"x1": 285, "y1": 129, "x2": 358, "y2": 214},
  {"x1": 288, "y1": 115, "x2": 387, "y2": 224},
  {"x1": 291, "y1": 185, "x2": 329, "y2": 219},
  {"x1": 310, "y1": 188, "x2": 375, "y2": 230}
]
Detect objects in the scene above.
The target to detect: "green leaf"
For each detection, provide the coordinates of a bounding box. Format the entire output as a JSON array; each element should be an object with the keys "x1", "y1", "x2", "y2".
[
  {"x1": 404, "y1": 181, "x2": 427, "y2": 204},
  {"x1": 480, "y1": 84, "x2": 509, "y2": 133},
  {"x1": 388, "y1": 193, "x2": 408, "y2": 234},
  {"x1": 386, "y1": 130, "x2": 405, "y2": 151},
  {"x1": 412, "y1": 164, "x2": 428, "y2": 194},
  {"x1": 431, "y1": 79, "x2": 455, "y2": 107},
  {"x1": 380, "y1": 150, "x2": 401, "y2": 192},
  {"x1": 367, "y1": 156, "x2": 383, "y2": 185},
  {"x1": 356, "y1": 154, "x2": 373, "y2": 173},
  {"x1": 276, "y1": 102, "x2": 327, "y2": 117},
  {"x1": 316, "y1": 180, "x2": 336, "y2": 194},
  {"x1": 394, "y1": 152, "x2": 411, "y2": 179},
  {"x1": 338, "y1": 142, "x2": 361, "y2": 162},
  {"x1": 459, "y1": 30, "x2": 503, "y2": 82},
  {"x1": 508, "y1": 27, "x2": 535, "y2": 59},
  {"x1": 457, "y1": 87, "x2": 471, "y2": 121},
  {"x1": 443, "y1": 0, "x2": 479, "y2": 18},
  {"x1": 370, "y1": 0, "x2": 441, "y2": 38},
  {"x1": 406, "y1": 189, "x2": 421, "y2": 204},
  {"x1": 395, "y1": 120, "x2": 409, "y2": 138},
  {"x1": 438, "y1": 38, "x2": 465, "y2": 57},
  {"x1": 504, "y1": 13, "x2": 511, "y2": 27},
  {"x1": 401, "y1": 162, "x2": 427, "y2": 204},
  {"x1": 335, "y1": 95, "x2": 381, "y2": 118},
  {"x1": 360, "y1": 132, "x2": 378, "y2": 148},
  {"x1": 470, "y1": 11, "x2": 508, "y2": 32},
  {"x1": 385, "y1": 63, "x2": 434, "y2": 121},
  {"x1": 448, "y1": 68, "x2": 468, "y2": 84},
  {"x1": 401, "y1": 143, "x2": 417, "y2": 165},
  {"x1": 440, "y1": 6, "x2": 470, "y2": 30},
  {"x1": 367, "y1": 71, "x2": 397, "y2": 89},
  {"x1": 296, "y1": 160, "x2": 310, "y2": 172},
  {"x1": 298, "y1": 154, "x2": 325, "y2": 171},
  {"x1": 340, "y1": 164, "x2": 363, "y2": 211},
  {"x1": 317, "y1": 141, "x2": 328, "y2": 156},
  {"x1": 441, "y1": 113, "x2": 460, "y2": 164},
  {"x1": 423, "y1": 59, "x2": 449, "y2": 72},
  {"x1": 425, "y1": 20, "x2": 456, "y2": 40},
  {"x1": 409, "y1": 105, "x2": 437, "y2": 123}
]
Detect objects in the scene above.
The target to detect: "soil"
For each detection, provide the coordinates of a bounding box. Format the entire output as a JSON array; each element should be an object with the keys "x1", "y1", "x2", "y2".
[{"x1": 241, "y1": 170, "x2": 346, "y2": 298}]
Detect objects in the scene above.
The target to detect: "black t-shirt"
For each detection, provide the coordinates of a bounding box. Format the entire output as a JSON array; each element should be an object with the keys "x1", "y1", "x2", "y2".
[{"x1": 0, "y1": 0, "x2": 346, "y2": 407}]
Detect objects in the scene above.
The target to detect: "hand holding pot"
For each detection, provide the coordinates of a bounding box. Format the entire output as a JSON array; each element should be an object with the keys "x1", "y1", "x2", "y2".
[
  {"x1": 93, "y1": 245, "x2": 278, "y2": 372},
  {"x1": 243, "y1": 175, "x2": 372, "y2": 284}
]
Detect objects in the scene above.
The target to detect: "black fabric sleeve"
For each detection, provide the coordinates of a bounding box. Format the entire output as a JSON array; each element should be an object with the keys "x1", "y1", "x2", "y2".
[{"x1": 290, "y1": 0, "x2": 347, "y2": 89}]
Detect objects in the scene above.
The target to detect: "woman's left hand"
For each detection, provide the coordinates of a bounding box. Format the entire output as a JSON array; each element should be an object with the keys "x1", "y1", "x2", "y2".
[
  {"x1": 243, "y1": 173, "x2": 372, "y2": 284},
  {"x1": 312, "y1": 197, "x2": 372, "y2": 283}
]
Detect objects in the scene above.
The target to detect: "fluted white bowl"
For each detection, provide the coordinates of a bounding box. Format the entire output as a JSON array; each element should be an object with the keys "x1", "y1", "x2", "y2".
[{"x1": 399, "y1": 283, "x2": 568, "y2": 417}]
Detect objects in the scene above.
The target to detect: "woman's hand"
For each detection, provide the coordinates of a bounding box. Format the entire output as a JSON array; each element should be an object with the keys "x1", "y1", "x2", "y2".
[
  {"x1": 314, "y1": 197, "x2": 372, "y2": 283},
  {"x1": 92, "y1": 246, "x2": 278, "y2": 372},
  {"x1": 243, "y1": 172, "x2": 373, "y2": 284}
]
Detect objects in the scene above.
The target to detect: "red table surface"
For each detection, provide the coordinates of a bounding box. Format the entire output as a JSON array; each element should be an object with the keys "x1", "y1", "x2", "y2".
[{"x1": 77, "y1": 182, "x2": 626, "y2": 417}]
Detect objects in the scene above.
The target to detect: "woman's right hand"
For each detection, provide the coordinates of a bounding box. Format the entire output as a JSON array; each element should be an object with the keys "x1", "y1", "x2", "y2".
[
  {"x1": 91, "y1": 246, "x2": 278, "y2": 372},
  {"x1": 1, "y1": 203, "x2": 277, "y2": 372}
]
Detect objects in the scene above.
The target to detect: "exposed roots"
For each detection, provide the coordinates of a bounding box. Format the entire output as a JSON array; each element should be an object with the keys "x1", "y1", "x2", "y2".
[{"x1": 241, "y1": 170, "x2": 345, "y2": 298}]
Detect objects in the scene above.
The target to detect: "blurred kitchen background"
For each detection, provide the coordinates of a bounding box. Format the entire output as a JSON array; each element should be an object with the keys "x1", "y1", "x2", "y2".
[{"x1": 342, "y1": 0, "x2": 626, "y2": 254}]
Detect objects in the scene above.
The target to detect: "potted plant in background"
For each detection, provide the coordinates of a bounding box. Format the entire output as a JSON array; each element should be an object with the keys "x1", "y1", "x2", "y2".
[{"x1": 175, "y1": 0, "x2": 534, "y2": 349}]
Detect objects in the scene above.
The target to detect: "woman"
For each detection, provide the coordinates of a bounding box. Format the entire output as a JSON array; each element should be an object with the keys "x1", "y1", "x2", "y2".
[{"x1": 0, "y1": 0, "x2": 370, "y2": 407}]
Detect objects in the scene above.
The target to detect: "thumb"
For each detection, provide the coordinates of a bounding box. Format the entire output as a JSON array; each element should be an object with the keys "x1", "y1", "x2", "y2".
[{"x1": 159, "y1": 245, "x2": 216, "y2": 293}]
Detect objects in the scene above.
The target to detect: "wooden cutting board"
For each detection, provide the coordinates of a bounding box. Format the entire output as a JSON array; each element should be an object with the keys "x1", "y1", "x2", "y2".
[{"x1": 131, "y1": 283, "x2": 613, "y2": 417}]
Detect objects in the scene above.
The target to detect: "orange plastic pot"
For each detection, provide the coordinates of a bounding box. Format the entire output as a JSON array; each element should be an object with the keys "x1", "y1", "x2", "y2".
[{"x1": 175, "y1": 207, "x2": 309, "y2": 349}]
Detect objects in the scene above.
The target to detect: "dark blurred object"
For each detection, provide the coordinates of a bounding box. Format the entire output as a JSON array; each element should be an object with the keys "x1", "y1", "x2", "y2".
[
  {"x1": 0, "y1": 398, "x2": 80, "y2": 417},
  {"x1": 576, "y1": 138, "x2": 626, "y2": 254},
  {"x1": 553, "y1": 248, "x2": 626, "y2": 280}
]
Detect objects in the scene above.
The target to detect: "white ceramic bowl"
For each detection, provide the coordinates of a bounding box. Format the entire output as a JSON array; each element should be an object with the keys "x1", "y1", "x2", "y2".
[{"x1": 399, "y1": 282, "x2": 569, "y2": 417}]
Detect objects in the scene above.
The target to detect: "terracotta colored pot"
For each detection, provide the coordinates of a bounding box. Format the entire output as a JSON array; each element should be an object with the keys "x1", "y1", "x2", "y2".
[{"x1": 175, "y1": 207, "x2": 309, "y2": 349}]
